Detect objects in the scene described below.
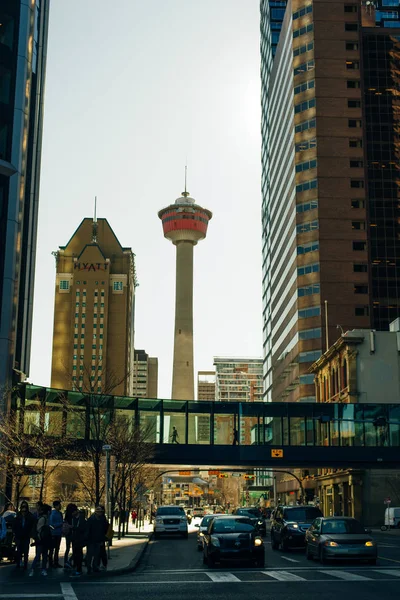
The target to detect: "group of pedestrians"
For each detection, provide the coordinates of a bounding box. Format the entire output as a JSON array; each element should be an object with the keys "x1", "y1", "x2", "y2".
[{"x1": 0, "y1": 500, "x2": 112, "y2": 578}]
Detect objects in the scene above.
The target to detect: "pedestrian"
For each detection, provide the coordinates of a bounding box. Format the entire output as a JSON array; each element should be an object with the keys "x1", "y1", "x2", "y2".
[
  {"x1": 69, "y1": 505, "x2": 87, "y2": 578},
  {"x1": 48, "y1": 500, "x2": 63, "y2": 568},
  {"x1": 232, "y1": 428, "x2": 238, "y2": 445},
  {"x1": 29, "y1": 503, "x2": 52, "y2": 577},
  {"x1": 86, "y1": 505, "x2": 109, "y2": 574},
  {"x1": 131, "y1": 509, "x2": 137, "y2": 526},
  {"x1": 170, "y1": 426, "x2": 179, "y2": 444},
  {"x1": 13, "y1": 501, "x2": 35, "y2": 570},
  {"x1": 63, "y1": 503, "x2": 75, "y2": 569}
]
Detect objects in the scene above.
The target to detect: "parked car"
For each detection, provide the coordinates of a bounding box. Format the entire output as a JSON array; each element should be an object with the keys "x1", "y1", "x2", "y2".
[
  {"x1": 195, "y1": 514, "x2": 225, "y2": 550},
  {"x1": 305, "y1": 516, "x2": 377, "y2": 564},
  {"x1": 202, "y1": 515, "x2": 264, "y2": 567},
  {"x1": 192, "y1": 507, "x2": 206, "y2": 519},
  {"x1": 232, "y1": 508, "x2": 266, "y2": 535},
  {"x1": 382, "y1": 506, "x2": 400, "y2": 529},
  {"x1": 154, "y1": 506, "x2": 188, "y2": 539},
  {"x1": 270, "y1": 505, "x2": 323, "y2": 551}
]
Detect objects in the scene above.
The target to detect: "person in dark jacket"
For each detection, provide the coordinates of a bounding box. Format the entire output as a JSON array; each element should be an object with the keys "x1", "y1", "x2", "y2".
[
  {"x1": 69, "y1": 506, "x2": 87, "y2": 578},
  {"x1": 48, "y1": 501, "x2": 63, "y2": 567},
  {"x1": 63, "y1": 503, "x2": 75, "y2": 569},
  {"x1": 86, "y1": 505, "x2": 109, "y2": 574},
  {"x1": 13, "y1": 501, "x2": 35, "y2": 570}
]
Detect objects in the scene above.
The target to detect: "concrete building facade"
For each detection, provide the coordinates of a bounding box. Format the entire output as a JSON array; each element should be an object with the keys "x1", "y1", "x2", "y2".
[
  {"x1": 158, "y1": 187, "x2": 212, "y2": 400},
  {"x1": 197, "y1": 371, "x2": 216, "y2": 401},
  {"x1": 132, "y1": 349, "x2": 158, "y2": 398},
  {"x1": 0, "y1": 0, "x2": 50, "y2": 399},
  {"x1": 50, "y1": 218, "x2": 138, "y2": 396},
  {"x1": 261, "y1": 0, "x2": 400, "y2": 403}
]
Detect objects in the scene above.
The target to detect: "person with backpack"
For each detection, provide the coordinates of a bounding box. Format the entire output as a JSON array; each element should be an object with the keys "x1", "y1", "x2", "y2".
[
  {"x1": 69, "y1": 505, "x2": 87, "y2": 578},
  {"x1": 62, "y1": 503, "x2": 75, "y2": 569},
  {"x1": 48, "y1": 501, "x2": 63, "y2": 568},
  {"x1": 13, "y1": 501, "x2": 35, "y2": 570},
  {"x1": 29, "y1": 503, "x2": 52, "y2": 577}
]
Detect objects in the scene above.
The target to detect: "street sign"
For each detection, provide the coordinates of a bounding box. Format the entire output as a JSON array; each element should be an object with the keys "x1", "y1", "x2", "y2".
[
  {"x1": 231, "y1": 473, "x2": 242, "y2": 477},
  {"x1": 271, "y1": 449, "x2": 284, "y2": 458},
  {"x1": 209, "y1": 470, "x2": 220, "y2": 475},
  {"x1": 102, "y1": 444, "x2": 111, "y2": 451},
  {"x1": 178, "y1": 470, "x2": 192, "y2": 476}
]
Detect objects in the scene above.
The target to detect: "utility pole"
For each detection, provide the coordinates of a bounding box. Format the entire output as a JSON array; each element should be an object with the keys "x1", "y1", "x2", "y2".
[{"x1": 102, "y1": 444, "x2": 111, "y2": 519}]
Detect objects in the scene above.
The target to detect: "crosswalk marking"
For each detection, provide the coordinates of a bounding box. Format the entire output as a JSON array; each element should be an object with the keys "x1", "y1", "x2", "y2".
[
  {"x1": 262, "y1": 570, "x2": 306, "y2": 581},
  {"x1": 206, "y1": 572, "x2": 241, "y2": 582},
  {"x1": 320, "y1": 570, "x2": 371, "y2": 581},
  {"x1": 375, "y1": 569, "x2": 400, "y2": 577}
]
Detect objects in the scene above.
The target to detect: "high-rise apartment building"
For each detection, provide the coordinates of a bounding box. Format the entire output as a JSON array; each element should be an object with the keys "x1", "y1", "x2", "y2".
[
  {"x1": 214, "y1": 358, "x2": 263, "y2": 402},
  {"x1": 0, "y1": 1, "x2": 50, "y2": 398},
  {"x1": 261, "y1": 0, "x2": 400, "y2": 402},
  {"x1": 132, "y1": 349, "x2": 158, "y2": 398},
  {"x1": 197, "y1": 371, "x2": 216, "y2": 400},
  {"x1": 50, "y1": 218, "x2": 138, "y2": 396}
]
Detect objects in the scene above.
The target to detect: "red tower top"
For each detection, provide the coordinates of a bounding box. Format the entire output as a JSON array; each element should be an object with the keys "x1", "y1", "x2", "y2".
[{"x1": 158, "y1": 190, "x2": 212, "y2": 245}]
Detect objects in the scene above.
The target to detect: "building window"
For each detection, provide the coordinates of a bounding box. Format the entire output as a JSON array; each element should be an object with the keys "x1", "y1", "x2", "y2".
[
  {"x1": 296, "y1": 199, "x2": 318, "y2": 213},
  {"x1": 354, "y1": 263, "x2": 368, "y2": 272},
  {"x1": 293, "y1": 23, "x2": 314, "y2": 38},
  {"x1": 94, "y1": 291, "x2": 98, "y2": 297},
  {"x1": 349, "y1": 139, "x2": 363, "y2": 148},
  {"x1": 73, "y1": 366, "x2": 77, "y2": 371},
  {"x1": 76, "y1": 291, "x2": 80, "y2": 297},
  {"x1": 297, "y1": 262, "x2": 319, "y2": 276},
  {"x1": 113, "y1": 281, "x2": 123, "y2": 291},
  {"x1": 299, "y1": 327, "x2": 322, "y2": 340},
  {"x1": 348, "y1": 119, "x2": 362, "y2": 128},
  {"x1": 346, "y1": 41, "x2": 359, "y2": 50},
  {"x1": 298, "y1": 283, "x2": 320, "y2": 296},
  {"x1": 293, "y1": 4, "x2": 313, "y2": 19},
  {"x1": 83, "y1": 291, "x2": 86, "y2": 296},
  {"x1": 80, "y1": 344, "x2": 84, "y2": 349},
  {"x1": 345, "y1": 23, "x2": 359, "y2": 31},
  {"x1": 350, "y1": 179, "x2": 364, "y2": 188},
  {"x1": 100, "y1": 324, "x2": 104, "y2": 329},
  {"x1": 352, "y1": 221, "x2": 366, "y2": 230},
  {"x1": 74, "y1": 334, "x2": 78, "y2": 339},
  {"x1": 92, "y1": 344, "x2": 96, "y2": 349},
  {"x1": 294, "y1": 59, "x2": 315, "y2": 76},
  {"x1": 81, "y1": 323, "x2": 85, "y2": 328},
  {"x1": 355, "y1": 306, "x2": 369, "y2": 316},
  {"x1": 100, "y1": 334, "x2": 104, "y2": 339},
  {"x1": 344, "y1": 4, "x2": 358, "y2": 12},
  {"x1": 296, "y1": 179, "x2": 318, "y2": 193},
  {"x1": 296, "y1": 220, "x2": 319, "y2": 233},
  {"x1": 353, "y1": 241, "x2": 367, "y2": 251},
  {"x1": 346, "y1": 61, "x2": 359, "y2": 69},
  {"x1": 294, "y1": 98, "x2": 316, "y2": 114},
  {"x1": 101, "y1": 303, "x2": 105, "y2": 307},
  {"x1": 93, "y1": 324, "x2": 97, "y2": 329},
  {"x1": 295, "y1": 138, "x2": 317, "y2": 152},
  {"x1": 300, "y1": 374, "x2": 315, "y2": 384},
  {"x1": 82, "y1": 302, "x2": 86, "y2": 307},
  {"x1": 354, "y1": 285, "x2": 368, "y2": 294},
  {"x1": 295, "y1": 117, "x2": 316, "y2": 134},
  {"x1": 74, "y1": 344, "x2": 78, "y2": 349},
  {"x1": 348, "y1": 99, "x2": 361, "y2": 108},
  {"x1": 295, "y1": 158, "x2": 317, "y2": 173},
  {"x1": 293, "y1": 41, "x2": 314, "y2": 57},
  {"x1": 297, "y1": 241, "x2": 319, "y2": 254},
  {"x1": 347, "y1": 80, "x2": 361, "y2": 88},
  {"x1": 294, "y1": 79, "x2": 315, "y2": 96},
  {"x1": 351, "y1": 199, "x2": 365, "y2": 208},
  {"x1": 59, "y1": 280, "x2": 69, "y2": 290},
  {"x1": 101, "y1": 291, "x2": 105, "y2": 297},
  {"x1": 81, "y1": 334, "x2": 85, "y2": 339},
  {"x1": 350, "y1": 160, "x2": 363, "y2": 167},
  {"x1": 298, "y1": 306, "x2": 321, "y2": 319}
]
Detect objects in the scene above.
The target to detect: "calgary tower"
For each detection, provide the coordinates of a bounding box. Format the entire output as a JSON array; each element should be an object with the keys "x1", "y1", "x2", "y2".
[{"x1": 158, "y1": 175, "x2": 212, "y2": 400}]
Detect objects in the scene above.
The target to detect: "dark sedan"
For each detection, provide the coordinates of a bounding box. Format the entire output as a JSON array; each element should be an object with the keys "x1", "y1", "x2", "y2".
[
  {"x1": 271, "y1": 505, "x2": 323, "y2": 551},
  {"x1": 305, "y1": 517, "x2": 378, "y2": 564},
  {"x1": 233, "y1": 508, "x2": 267, "y2": 535},
  {"x1": 202, "y1": 515, "x2": 265, "y2": 568}
]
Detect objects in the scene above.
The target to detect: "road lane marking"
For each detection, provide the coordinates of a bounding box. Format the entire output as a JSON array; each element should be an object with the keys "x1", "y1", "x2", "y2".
[
  {"x1": 61, "y1": 584, "x2": 78, "y2": 600},
  {"x1": 378, "y1": 555, "x2": 400, "y2": 564},
  {"x1": 205, "y1": 572, "x2": 241, "y2": 582},
  {"x1": 320, "y1": 570, "x2": 371, "y2": 581},
  {"x1": 280, "y1": 556, "x2": 299, "y2": 563},
  {"x1": 0, "y1": 596, "x2": 61, "y2": 599},
  {"x1": 262, "y1": 570, "x2": 306, "y2": 581},
  {"x1": 375, "y1": 569, "x2": 400, "y2": 577}
]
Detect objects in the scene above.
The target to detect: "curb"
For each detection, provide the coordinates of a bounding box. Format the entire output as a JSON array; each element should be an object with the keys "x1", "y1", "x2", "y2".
[{"x1": 94, "y1": 532, "x2": 153, "y2": 578}]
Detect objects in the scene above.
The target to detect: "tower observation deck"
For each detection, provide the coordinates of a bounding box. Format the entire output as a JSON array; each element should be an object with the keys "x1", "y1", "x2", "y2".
[{"x1": 158, "y1": 188, "x2": 212, "y2": 400}]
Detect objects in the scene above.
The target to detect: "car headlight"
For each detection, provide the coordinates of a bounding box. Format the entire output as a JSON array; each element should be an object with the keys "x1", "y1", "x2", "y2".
[
  {"x1": 199, "y1": 532, "x2": 204, "y2": 537},
  {"x1": 287, "y1": 523, "x2": 299, "y2": 530},
  {"x1": 325, "y1": 541, "x2": 339, "y2": 547},
  {"x1": 180, "y1": 516, "x2": 187, "y2": 521},
  {"x1": 210, "y1": 535, "x2": 220, "y2": 547},
  {"x1": 365, "y1": 541, "x2": 375, "y2": 547},
  {"x1": 254, "y1": 538, "x2": 263, "y2": 547},
  {"x1": 258, "y1": 521, "x2": 263, "y2": 525},
  {"x1": 155, "y1": 517, "x2": 163, "y2": 523}
]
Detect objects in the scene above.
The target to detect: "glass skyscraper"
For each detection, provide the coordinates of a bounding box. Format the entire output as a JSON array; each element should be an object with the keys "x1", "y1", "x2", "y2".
[{"x1": 0, "y1": 1, "x2": 50, "y2": 399}]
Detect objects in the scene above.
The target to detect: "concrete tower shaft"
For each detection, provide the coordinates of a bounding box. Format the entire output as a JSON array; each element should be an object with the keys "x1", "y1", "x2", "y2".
[{"x1": 158, "y1": 192, "x2": 212, "y2": 400}]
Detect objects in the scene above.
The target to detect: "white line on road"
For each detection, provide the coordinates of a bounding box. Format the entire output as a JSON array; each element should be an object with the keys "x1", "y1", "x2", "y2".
[
  {"x1": 375, "y1": 569, "x2": 400, "y2": 577},
  {"x1": 280, "y1": 556, "x2": 300, "y2": 563},
  {"x1": 262, "y1": 571, "x2": 306, "y2": 581},
  {"x1": 0, "y1": 596, "x2": 61, "y2": 599},
  {"x1": 320, "y1": 570, "x2": 371, "y2": 581},
  {"x1": 61, "y1": 583, "x2": 79, "y2": 600},
  {"x1": 206, "y1": 572, "x2": 241, "y2": 582}
]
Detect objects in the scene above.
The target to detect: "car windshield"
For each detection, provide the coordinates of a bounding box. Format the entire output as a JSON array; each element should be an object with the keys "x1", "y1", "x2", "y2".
[
  {"x1": 283, "y1": 507, "x2": 322, "y2": 522},
  {"x1": 238, "y1": 509, "x2": 259, "y2": 517},
  {"x1": 156, "y1": 507, "x2": 184, "y2": 516},
  {"x1": 322, "y1": 519, "x2": 366, "y2": 534},
  {"x1": 212, "y1": 518, "x2": 254, "y2": 533},
  {"x1": 200, "y1": 515, "x2": 214, "y2": 526}
]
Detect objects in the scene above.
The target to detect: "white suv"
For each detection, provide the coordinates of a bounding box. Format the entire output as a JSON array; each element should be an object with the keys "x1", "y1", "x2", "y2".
[{"x1": 154, "y1": 505, "x2": 188, "y2": 539}]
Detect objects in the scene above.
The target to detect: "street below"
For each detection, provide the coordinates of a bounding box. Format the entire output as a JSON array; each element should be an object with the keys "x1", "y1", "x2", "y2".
[{"x1": 0, "y1": 523, "x2": 400, "y2": 600}]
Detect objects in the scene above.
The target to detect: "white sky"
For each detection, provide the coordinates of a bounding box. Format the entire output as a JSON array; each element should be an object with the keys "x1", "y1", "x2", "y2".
[{"x1": 30, "y1": 0, "x2": 263, "y2": 399}]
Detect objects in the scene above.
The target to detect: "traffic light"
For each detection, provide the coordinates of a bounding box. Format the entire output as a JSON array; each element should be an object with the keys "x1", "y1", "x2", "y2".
[
  {"x1": 244, "y1": 474, "x2": 255, "y2": 480},
  {"x1": 218, "y1": 473, "x2": 229, "y2": 478}
]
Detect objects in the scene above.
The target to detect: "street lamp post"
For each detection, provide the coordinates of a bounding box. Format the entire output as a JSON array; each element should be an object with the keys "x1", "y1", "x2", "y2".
[{"x1": 102, "y1": 444, "x2": 111, "y2": 520}]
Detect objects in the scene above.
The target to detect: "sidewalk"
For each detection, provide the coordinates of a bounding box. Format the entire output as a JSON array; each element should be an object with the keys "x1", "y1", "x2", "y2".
[{"x1": 13, "y1": 520, "x2": 153, "y2": 577}]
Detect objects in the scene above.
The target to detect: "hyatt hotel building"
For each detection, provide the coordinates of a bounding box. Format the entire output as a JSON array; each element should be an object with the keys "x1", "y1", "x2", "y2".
[{"x1": 261, "y1": 0, "x2": 400, "y2": 401}]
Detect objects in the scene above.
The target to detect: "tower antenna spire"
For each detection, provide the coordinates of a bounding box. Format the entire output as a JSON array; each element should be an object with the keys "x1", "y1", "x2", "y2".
[
  {"x1": 92, "y1": 196, "x2": 98, "y2": 243},
  {"x1": 182, "y1": 164, "x2": 189, "y2": 197}
]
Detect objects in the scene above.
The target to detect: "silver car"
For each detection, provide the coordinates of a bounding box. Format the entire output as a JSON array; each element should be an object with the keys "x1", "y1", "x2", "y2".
[
  {"x1": 154, "y1": 505, "x2": 188, "y2": 539},
  {"x1": 196, "y1": 513, "x2": 224, "y2": 550},
  {"x1": 305, "y1": 516, "x2": 377, "y2": 564}
]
